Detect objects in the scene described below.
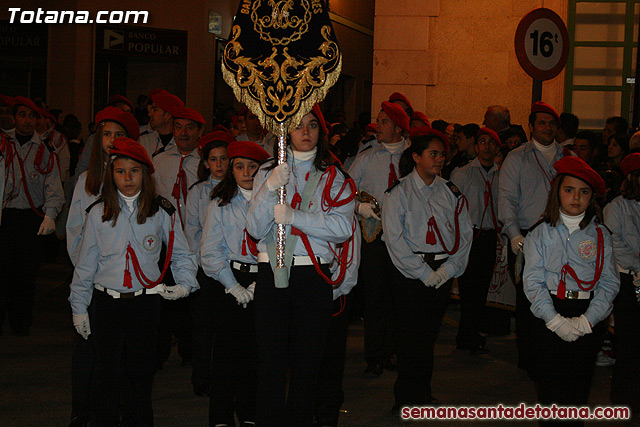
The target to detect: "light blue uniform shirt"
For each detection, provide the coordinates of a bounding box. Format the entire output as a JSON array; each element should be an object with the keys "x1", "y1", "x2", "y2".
[
  {"x1": 152, "y1": 145, "x2": 199, "y2": 227},
  {"x1": 247, "y1": 157, "x2": 355, "y2": 263},
  {"x1": 4, "y1": 130, "x2": 64, "y2": 219},
  {"x1": 330, "y1": 218, "x2": 361, "y2": 300},
  {"x1": 200, "y1": 190, "x2": 256, "y2": 290},
  {"x1": 604, "y1": 196, "x2": 640, "y2": 273},
  {"x1": 523, "y1": 219, "x2": 620, "y2": 325},
  {"x1": 69, "y1": 197, "x2": 198, "y2": 315},
  {"x1": 75, "y1": 132, "x2": 94, "y2": 177},
  {"x1": 140, "y1": 130, "x2": 176, "y2": 158},
  {"x1": 498, "y1": 140, "x2": 565, "y2": 239},
  {"x1": 66, "y1": 171, "x2": 101, "y2": 266},
  {"x1": 348, "y1": 139, "x2": 408, "y2": 210},
  {"x1": 382, "y1": 170, "x2": 473, "y2": 282},
  {"x1": 450, "y1": 158, "x2": 500, "y2": 230},
  {"x1": 184, "y1": 177, "x2": 221, "y2": 262}
]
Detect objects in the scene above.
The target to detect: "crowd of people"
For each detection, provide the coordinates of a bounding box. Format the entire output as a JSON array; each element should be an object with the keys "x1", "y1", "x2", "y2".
[{"x1": 0, "y1": 89, "x2": 639, "y2": 427}]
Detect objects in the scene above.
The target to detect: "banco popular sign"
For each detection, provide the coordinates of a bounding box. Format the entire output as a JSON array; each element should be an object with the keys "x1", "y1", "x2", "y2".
[{"x1": 96, "y1": 25, "x2": 187, "y2": 61}]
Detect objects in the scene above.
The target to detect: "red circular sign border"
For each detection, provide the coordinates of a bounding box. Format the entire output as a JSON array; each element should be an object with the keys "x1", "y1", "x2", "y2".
[{"x1": 514, "y1": 8, "x2": 570, "y2": 81}]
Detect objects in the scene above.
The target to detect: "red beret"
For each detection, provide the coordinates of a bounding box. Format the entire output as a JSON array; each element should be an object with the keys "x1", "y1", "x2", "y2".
[
  {"x1": 198, "y1": 130, "x2": 236, "y2": 150},
  {"x1": 477, "y1": 127, "x2": 501, "y2": 146},
  {"x1": 388, "y1": 92, "x2": 414, "y2": 115},
  {"x1": 110, "y1": 137, "x2": 154, "y2": 173},
  {"x1": 238, "y1": 106, "x2": 248, "y2": 116},
  {"x1": 173, "y1": 106, "x2": 205, "y2": 125},
  {"x1": 212, "y1": 124, "x2": 229, "y2": 132},
  {"x1": 311, "y1": 103, "x2": 329, "y2": 135},
  {"x1": 0, "y1": 95, "x2": 14, "y2": 107},
  {"x1": 364, "y1": 123, "x2": 376, "y2": 133},
  {"x1": 95, "y1": 106, "x2": 140, "y2": 141},
  {"x1": 409, "y1": 126, "x2": 449, "y2": 152},
  {"x1": 531, "y1": 101, "x2": 560, "y2": 124},
  {"x1": 38, "y1": 108, "x2": 57, "y2": 125},
  {"x1": 620, "y1": 153, "x2": 640, "y2": 177},
  {"x1": 381, "y1": 101, "x2": 410, "y2": 132},
  {"x1": 228, "y1": 140, "x2": 270, "y2": 163},
  {"x1": 12, "y1": 96, "x2": 39, "y2": 114},
  {"x1": 109, "y1": 94, "x2": 134, "y2": 112},
  {"x1": 554, "y1": 156, "x2": 606, "y2": 196},
  {"x1": 411, "y1": 111, "x2": 431, "y2": 128},
  {"x1": 147, "y1": 88, "x2": 164, "y2": 99},
  {"x1": 151, "y1": 91, "x2": 184, "y2": 116}
]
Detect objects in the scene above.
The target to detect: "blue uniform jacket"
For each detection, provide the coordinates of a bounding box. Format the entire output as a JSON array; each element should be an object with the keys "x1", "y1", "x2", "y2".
[
  {"x1": 604, "y1": 196, "x2": 640, "y2": 273},
  {"x1": 184, "y1": 177, "x2": 221, "y2": 262},
  {"x1": 450, "y1": 158, "x2": 500, "y2": 230},
  {"x1": 382, "y1": 170, "x2": 473, "y2": 282},
  {"x1": 523, "y1": 219, "x2": 620, "y2": 325}
]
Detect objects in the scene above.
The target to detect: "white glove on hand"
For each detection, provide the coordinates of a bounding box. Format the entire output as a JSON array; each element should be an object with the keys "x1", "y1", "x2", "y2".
[
  {"x1": 37, "y1": 216, "x2": 56, "y2": 235},
  {"x1": 546, "y1": 313, "x2": 581, "y2": 342},
  {"x1": 423, "y1": 267, "x2": 449, "y2": 288},
  {"x1": 266, "y1": 163, "x2": 290, "y2": 192},
  {"x1": 569, "y1": 314, "x2": 592, "y2": 336},
  {"x1": 246, "y1": 282, "x2": 256, "y2": 299},
  {"x1": 510, "y1": 235, "x2": 525, "y2": 254},
  {"x1": 157, "y1": 284, "x2": 189, "y2": 300},
  {"x1": 357, "y1": 202, "x2": 380, "y2": 220},
  {"x1": 228, "y1": 284, "x2": 252, "y2": 308},
  {"x1": 73, "y1": 313, "x2": 91, "y2": 340},
  {"x1": 274, "y1": 203, "x2": 295, "y2": 225}
]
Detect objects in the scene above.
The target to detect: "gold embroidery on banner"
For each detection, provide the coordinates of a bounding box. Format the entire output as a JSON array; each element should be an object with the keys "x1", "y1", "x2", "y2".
[{"x1": 251, "y1": 0, "x2": 311, "y2": 46}]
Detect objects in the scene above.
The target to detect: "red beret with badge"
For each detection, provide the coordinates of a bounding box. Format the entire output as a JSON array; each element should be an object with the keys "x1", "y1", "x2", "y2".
[
  {"x1": 228, "y1": 140, "x2": 270, "y2": 163},
  {"x1": 110, "y1": 137, "x2": 154, "y2": 173},
  {"x1": 174, "y1": 106, "x2": 205, "y2": 125},
  {"x1": 411, "y1": 111, "x2": 431, "y2": 128},
  {"x1": 620, "y1": 152, "x2": 640, "y2": 177},
  {"x1": 531, "y1": 101, "x2": 560, "y2": 125},
  {"x1": 381, "y1": 101, "x2": 410, "y2": 132},
  {"x1": 95, "y1": 106, "x2": 140, "y2": 141},
  {"x1": 554, "y1": 156, "x2": 606, "y2": 196},
  {"x1": 388, "y1": 92, "x2": 414, "y2": 115},
  {"x1": 409, "y1": 126, "x2": 449, "y2": 152},
  {"x1": 12, "y1": 96, "x2": 39, "y2": 114},
  {"x1": 477, "y1": 127, "x2": 501, "y2": 147},
  {"x1": 198, "y1": 130, "x2": 236, "y2": 150},
  {"x1": 151, "y1": 91, "x2": 184, "y2": 116}
]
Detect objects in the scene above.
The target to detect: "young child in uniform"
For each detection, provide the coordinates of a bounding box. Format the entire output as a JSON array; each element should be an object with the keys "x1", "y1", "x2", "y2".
[
  {"x1": 69, "y1": 137, "x2": 197, "y2": 426},
  {"x1": 200, "y1": 140, "x2": 270, "y2": 427},
  {"x1": 523, "y1": 156, "x2": 619, "y2": 420}
]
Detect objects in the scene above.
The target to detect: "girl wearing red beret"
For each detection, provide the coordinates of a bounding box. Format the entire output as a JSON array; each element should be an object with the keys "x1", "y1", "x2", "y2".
[
  {"x1": 604, "y1": 153, "x2": 640, "y2": 414},
  {"x1": 523, "y1": 157, "x2": 620, "y2": 417}
]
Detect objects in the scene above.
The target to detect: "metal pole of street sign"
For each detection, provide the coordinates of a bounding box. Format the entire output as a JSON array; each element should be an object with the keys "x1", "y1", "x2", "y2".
[
  {"x1": 532, "y1": 79, "x2": 542, "y2": 103},
  {"x1": 632, "y1": 21, "x2": 640, "y2": 131}
]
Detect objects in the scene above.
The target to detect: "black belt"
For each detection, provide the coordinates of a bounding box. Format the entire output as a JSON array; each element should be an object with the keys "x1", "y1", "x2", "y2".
[
  {"x1": 414, "y1": 252, "x2": 448, "y2": 270},
  {"x1": 473, "y1": 227, "x2": 497, "y2": 237}
]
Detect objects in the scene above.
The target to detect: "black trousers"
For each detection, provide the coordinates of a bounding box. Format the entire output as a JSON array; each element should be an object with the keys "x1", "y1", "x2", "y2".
[
  {"x1": 391, "y1": 264, "x2": 451, "y2": 406},
  {"x1": 0, "y1": 208, "x2": 45, "y2": 333},
  {"x1": 532, "y1": 295, "x2": 605, "y2": 427},
  {"x1": 611, "y1": 273, "x2": 640, "y2": 411},
  {"x1": 71, "y1": 314, "x2": 96, "y2": 421},
  {"x1": 209, "y1": 267, "x2": 258, "y2": 426},
  {"x1": 507, "y1": 229, "x2": 537, "y2": 375},
  {"x1": 456, "y1": 229, "x2": 497, "y2": 349},
  {"x1": 254, "y1": 263, "x2": 333, "y2": 427},
  {"x1": 314, "y1": 295, "x2": 352, "y2": 427},
  {"x1": 361, "y1": 237, "x2": 396, "y2": 365},
  {"x1": 191, "y1": 267, "x2": 224, "y2": 389},
  {"x1": 90, "y1": 290, "x2": 161, "y2": 427}
]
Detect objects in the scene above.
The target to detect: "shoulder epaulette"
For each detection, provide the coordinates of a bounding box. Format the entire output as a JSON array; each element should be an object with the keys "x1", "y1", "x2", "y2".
[
  {"x1": 445, "y1": 181, "x2": 462, "y2": 198},
  {"x1": 188, "y1": 179, "x2": 206, "y2": 191},
  {"x1": 42, "y1": 137, "x2": 56, "y2": 153},
  {"x1": 156, "y1": 196, "x2": 176, "y2": 216},
  {"x1": 385, "y1": 179, "x2": 401, "y2": 194},
  {"x1": 595, "y1": 218, "x2": 613, "y2": 235},
  {"x1": 528, "y1": 219, "x2": 545, "y2": 233},
  {"x1": 85, "y1": 199, "x2": 102, "y2": 214},
  {"x1": 360, "y1": 144, "x2": 373, "y2": 153},
  {"x1": 139, "y1": 130, "x2": 150, "y2": 137},
  {"x1": 329, "y1": 161, "x2": 352, "y2": 181}
]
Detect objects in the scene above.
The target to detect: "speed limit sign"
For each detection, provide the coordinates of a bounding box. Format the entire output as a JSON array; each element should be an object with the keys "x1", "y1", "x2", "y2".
[{"x1": 515, "y1": 8, "x2": 569, "y2": 81}]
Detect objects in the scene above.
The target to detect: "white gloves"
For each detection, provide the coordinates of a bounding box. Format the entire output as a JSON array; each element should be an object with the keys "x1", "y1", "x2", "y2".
[
  {"x1": 266, "y1": 163, "x2": 290, "y2": 192},
  {"x1": 246, "y1": 282, "x2": 256, "y2": 299},
  {"x1": 73, "y1": 313, "x2": 91, "y2": 340},
  {"x1": 157, "y1": 284, "x2": 189, "y2": 300},
  {"x1": 228, "y1": 283, "x2": 253, "y2": 308},
  {"x1": 423, "y1": 267, "x2": 449, "y2": 289},
  {"x1": 37, "y1": 216, "x2": 56, "y2": 235},
  {"x1": 274, "y1": 203, "x2": 295, "y2": 225},
  {"x1": 510, "y1": 235, "x2": 525, "y2": 254},
  {"x1": 357, "y1": 202, "x2": 380, "y2": 220},
  {"x1": 569, "y1": 314, "x2": 592, "y2": 336},
  {"x1": 546, "y1": 313, "x2": 580, "y2": 342}
]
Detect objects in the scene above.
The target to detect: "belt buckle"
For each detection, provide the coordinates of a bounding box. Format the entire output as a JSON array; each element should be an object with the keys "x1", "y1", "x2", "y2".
[
  {"x1": 239, "y1": 263, "x2": 250, "y2": 273},
  {"x1": 566, "y1": 290, "x2": 579, "y2": 300}
]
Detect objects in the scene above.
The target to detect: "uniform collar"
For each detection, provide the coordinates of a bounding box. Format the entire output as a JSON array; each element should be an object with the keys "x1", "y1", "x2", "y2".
[
  {"x1": 469, "y1": 157, "x2": 498, "y2": 174},
  {"x1": 374, "y1": 137, "x2": 408, "y2": 155},
  {"x1": 524, "y1": 138, "x2": 562, "y2": 155},
  {"x1": 410, "y1": 168, "x2": 441, "y2": 191},
  {"x1": 165, "y1": 143, "x2": 197, "y2": 158}
]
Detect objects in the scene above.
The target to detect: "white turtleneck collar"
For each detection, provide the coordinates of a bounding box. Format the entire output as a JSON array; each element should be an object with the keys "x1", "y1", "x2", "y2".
[
  {"x1": 382, "y1": 139, "x2": 405, "y2": 154},
  {"x1": 287, "y1": 146, "x2": 317, "y2": 162},
  {"x1": 238, "y1": 185, "x2": 252, "y2": 201},
  {"x1": 560, "y1": 211, "x2": 585, "y2": 234},
  {"x1": 532, "y1": 138, "x2": 557, "y2": 165},
  {"x1": 118, "y1": 190, "x2": 141, "y2": 211}
]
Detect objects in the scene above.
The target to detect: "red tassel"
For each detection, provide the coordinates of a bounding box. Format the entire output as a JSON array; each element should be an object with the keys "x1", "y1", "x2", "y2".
[
  {"x1": 556, "y1": 280, "x2": 566, "y2": 300},
  {"x1": 291, "y1": 192, "x2": 302, "y2": 209},
  {"x1": 426, "y1": 217, "x2": 436, "y2": 245},
  {"x1": 241, "y1": 239, "x2": 247, "y2": 256},
  {"x1": 388, "y1": 163, "x2": 398, "y2": 188},
  {"x1": 123, "y1": 248, "x2": 133, "y2": 288}
]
